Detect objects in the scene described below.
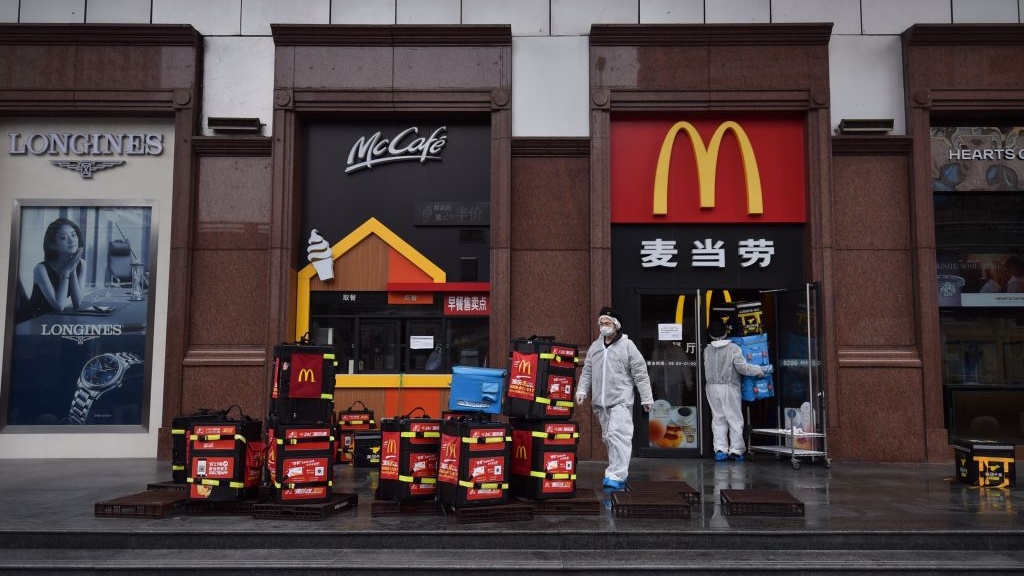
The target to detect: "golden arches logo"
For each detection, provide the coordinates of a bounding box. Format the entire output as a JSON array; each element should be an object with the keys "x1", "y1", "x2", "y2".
[
  {"x1": 515, "y1": 445, "x2": 528, "y2": 459},
  {"x1": 383, "y1": 438, "x2": 397, "y2": 454},
  {"x1": 653, "y1": 121, "x2": 763, "y2": 216},
  {"x1": 516, "y1": 359, "x2": 532, "y2": 375},
  {"x1": 443, "y1": 441, "x2": 457, "y2": 459},
  {"x1": 297, "y1": 368, "x2": 316, "y2": 383}
]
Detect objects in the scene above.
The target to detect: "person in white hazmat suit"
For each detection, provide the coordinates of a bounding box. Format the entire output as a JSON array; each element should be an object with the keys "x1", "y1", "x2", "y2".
[
  {"x1": 575, "y1": 306, "x2": 654, "y2": 491},
  {"x1": 703, "y1": 318, "x2": 773, "y2": 462}
]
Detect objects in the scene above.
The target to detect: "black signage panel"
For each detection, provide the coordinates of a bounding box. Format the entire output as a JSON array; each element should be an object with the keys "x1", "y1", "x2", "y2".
[
  {"x1": 414, "y1": 202, "x2": 489, "y2": 226},
  {"x1": 612, "y1": 224, "x2": 805, "y2": 290},
  {"x1": 301, "y1": 119, "x2": 490, "y2": 281}
]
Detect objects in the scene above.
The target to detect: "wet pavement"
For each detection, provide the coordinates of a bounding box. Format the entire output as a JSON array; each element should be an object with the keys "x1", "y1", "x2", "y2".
[{"x1": 0, "y1": 456, "x2": 1021, "y2": 574}]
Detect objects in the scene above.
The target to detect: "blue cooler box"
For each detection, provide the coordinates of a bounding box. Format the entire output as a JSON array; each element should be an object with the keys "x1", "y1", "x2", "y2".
[
  {"x1": 731, "y1": 334, "x2": 774, "y2": 402},
  {"x1": 449, "y1": 366, "x2": 507, "y2": 415}
]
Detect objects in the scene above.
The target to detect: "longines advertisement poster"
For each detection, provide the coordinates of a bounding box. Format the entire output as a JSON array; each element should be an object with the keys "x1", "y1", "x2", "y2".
[{"x1": 6, "y1": 204, "x2": 152, "y2": 426}]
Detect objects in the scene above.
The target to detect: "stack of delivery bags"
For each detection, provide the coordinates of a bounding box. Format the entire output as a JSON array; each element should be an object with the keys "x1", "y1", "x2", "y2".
[
  {"x1": 713, "y1": 301, "x2": 774, "y2": 402},
  {"x1": 434, "y1": 336, "x2": 582, "y2": 519}
]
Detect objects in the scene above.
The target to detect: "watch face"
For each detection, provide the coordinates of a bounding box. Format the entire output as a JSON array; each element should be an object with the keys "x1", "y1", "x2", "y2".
[{"x1": 81, "y1": 354, "x2": 122, "y2": 392}]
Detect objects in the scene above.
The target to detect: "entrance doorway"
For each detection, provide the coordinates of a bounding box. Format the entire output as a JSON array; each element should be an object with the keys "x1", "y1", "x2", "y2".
[{"x1": 634, "y1": 284, "x2": 822, "y2": 458}]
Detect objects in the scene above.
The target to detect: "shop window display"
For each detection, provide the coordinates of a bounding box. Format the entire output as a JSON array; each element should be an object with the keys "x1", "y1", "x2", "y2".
[
  {"x1": 310, "y1": 300, "x2": 488, "y2": 376},
  {"x1": 932, "y1": 124, "x2": 1024, "y2": 444}
]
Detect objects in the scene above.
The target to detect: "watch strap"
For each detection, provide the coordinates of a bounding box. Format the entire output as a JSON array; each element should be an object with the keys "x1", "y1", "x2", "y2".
[{"x1": 68, "y1": 387, "x2": 98, "y2": 424}]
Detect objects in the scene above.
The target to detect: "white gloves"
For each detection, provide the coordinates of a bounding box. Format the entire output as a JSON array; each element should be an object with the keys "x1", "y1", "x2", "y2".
[{"x1": 575, "y1": 393, "x2": 586, "y2": 406}]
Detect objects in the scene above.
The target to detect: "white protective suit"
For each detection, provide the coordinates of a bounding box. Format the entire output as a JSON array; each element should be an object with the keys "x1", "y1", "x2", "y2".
[
  {"x1": 576, "y1": 333, "x2": 654, "y2": 482},
  {"x1": 703, "y1": 338, "x2": 765, "y2": 456}
]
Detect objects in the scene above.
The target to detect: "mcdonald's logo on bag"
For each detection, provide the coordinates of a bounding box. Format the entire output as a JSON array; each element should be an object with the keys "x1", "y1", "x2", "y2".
[
  {"x1": 297, "y1": 368, "x2": 316, "y2": 383},
  {"x1": 610, "y1": 117, "x2": 806, "y2": 224}
]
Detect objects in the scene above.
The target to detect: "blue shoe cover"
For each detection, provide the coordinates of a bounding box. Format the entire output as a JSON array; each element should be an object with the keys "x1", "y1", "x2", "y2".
[{"x1": 714, "y1": 451, "x2": 729, "y2": 461}]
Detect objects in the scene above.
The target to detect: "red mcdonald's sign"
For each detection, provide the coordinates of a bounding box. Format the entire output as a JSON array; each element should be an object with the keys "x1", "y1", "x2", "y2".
[{"x1": 610, "y1": 117, "x2": 806, "y2": 223}]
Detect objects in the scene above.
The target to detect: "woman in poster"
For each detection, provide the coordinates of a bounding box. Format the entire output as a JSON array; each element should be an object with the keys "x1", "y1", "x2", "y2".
[{"x1": 18, "y1": 217, "x2": 86, "y2": 321}]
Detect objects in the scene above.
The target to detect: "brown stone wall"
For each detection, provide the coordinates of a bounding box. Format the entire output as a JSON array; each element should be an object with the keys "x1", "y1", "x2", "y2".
[
  {"x1": 173, "y1": 139, "x2": 274, "y2": 447},
  {"x1": 510, "y1": 138, "x2": 597, "y2": 457},
  {"x1": 831, "y1": 138, "x2": 925, "y2": 461}
]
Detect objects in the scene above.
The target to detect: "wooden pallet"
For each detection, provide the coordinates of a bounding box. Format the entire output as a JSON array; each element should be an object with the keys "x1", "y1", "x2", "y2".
[
  {"x1": 442, "y1": 502, "x2": 534, "y2": 524},
  {"x1": 720, "y1": 489, "x2": 804, "y2": 516},
  {"x1": 95, "y1": 490, "x2": 186, "y2": 519},
  {"x1": 184, "y1": 492, "x2": 272, "y2": 516},
  {"x1": 611, "y1": 491, "x2": 690, "y2": 518},
  {"x1": 528, "y1": 488, "x2": 601, "y2": 515},
  {"x1": 370, "y1": 498, "x2": 444, "y2": 516},
  {"x1": 626, "y1": 481, "x2": 701, "y2": 505},
  {"x1": 146, "y1": 481, "x2": 187, "y2": 492},
  {"x1": 252, "y1": 492, "x2": 358, "y2": 521}
]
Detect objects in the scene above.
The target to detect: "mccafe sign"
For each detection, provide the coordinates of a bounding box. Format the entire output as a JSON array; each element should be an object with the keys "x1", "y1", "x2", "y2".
[
  {"x1": 8, "y1": 131, "x2": 165, "y2": 179},
  {"x1": 610, "y1": 117, "x2": 806, "y2": 223},
  {"x1": 345, "y1": 125, "x2": 448, "y2": 174}
]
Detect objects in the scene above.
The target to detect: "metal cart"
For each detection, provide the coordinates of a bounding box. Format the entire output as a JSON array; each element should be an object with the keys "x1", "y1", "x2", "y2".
[{"x1": 746, "y1": 284, "x2": 830, "y2": 469}]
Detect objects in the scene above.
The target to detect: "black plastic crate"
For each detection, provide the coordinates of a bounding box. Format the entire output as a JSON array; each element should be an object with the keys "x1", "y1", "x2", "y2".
[
  {"x1": 252, "y1": 492, "x2": 358, "y2": 521},
  {"x1": 370, "y1": 499, "x2": 444, "y2": 516},
  {"x1": 611, "y1": 492, "x2": 690, "y2": 518},
  {"x1": 626, "y1": 480, "x2": 701, "y2": 505},
  {"x1": 95, "y1": 490, "x2": 186, "y2": 519},
  {"x1": 720, "y1": 489, "x2": 804, "y2": 516},
  {"x1": 529, "y1": 488, "x2": 600, "y2": 515},
  {"x1": 443, "y1": 502, "x2": 533, "y2": 524}
]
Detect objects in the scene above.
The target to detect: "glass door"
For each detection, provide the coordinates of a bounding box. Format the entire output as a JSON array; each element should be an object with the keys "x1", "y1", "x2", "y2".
[
  {"x1": 637, "y1": 292, "x2": 703, "y2": 457},
  {"x1": 761, "y1": 283, "x2": 825, "y2": 448},
  {"x1": 635, "y1": 285, "x2": 822, "y2": 458}
]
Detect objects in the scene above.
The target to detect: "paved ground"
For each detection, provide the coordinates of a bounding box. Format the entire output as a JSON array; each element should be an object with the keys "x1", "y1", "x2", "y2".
[
  {"x1": 0, "y1": 455, "x2": 1018, "y2": 533},
  {"x1": 1, "y1": 456, "x2": 1022, "y2": 574}
]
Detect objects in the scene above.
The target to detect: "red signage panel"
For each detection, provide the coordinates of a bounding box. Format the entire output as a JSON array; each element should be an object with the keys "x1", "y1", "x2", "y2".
[
  {"x1": 611, "y1": 117, "x2": 806, "y2": 223},
  {"x1": 444, "y1": 294, "x2": 490, "y2": 316}
]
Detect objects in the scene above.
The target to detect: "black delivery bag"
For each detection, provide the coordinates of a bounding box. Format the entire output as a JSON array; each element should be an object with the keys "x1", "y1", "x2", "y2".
[
  {"x1": 171, "y1": 406, "x2": 236, "y2": 483},
  {"x1": 185, "y1": 418, "x2": 264, "y2": 502},
  {"x1": 271, "y1": 343, "x2": 336, "y2": 424},
  {"x1": 335, "y1": 400, "x2": 377, "y2": 464},
  {"x1": 376, "y1": 408, "x2": 441, "y2": 502},
  {"x1": 438, "y1": 416, "x2": 511, "y2": 508},
  {"x1": 504, "y1": 337, "x2": 579, "y2": 420},
  {"x1": 510, "y1": 419, "x2": 579, "y2": 500},
  {"x1": 267, "y1": 423, "x2": 335, "y2": 503}
]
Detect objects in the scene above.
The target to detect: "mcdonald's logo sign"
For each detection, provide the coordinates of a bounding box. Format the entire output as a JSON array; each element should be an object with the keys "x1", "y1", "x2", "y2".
[
  {"x1": 297, "y1": 368, "x2": 316, "y2": 383},
  {"x1": 654, "y1": 121, "x2": 762, "y2": 216},
  {"x1": 515, "y1": 445, "x2": 528, "y2": 460},
  {"x1": 610, "y1": 117, "x2": 806, "y2": 224}
]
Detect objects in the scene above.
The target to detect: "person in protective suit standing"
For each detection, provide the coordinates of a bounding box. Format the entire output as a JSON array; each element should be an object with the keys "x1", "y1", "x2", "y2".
[
  {"x1": 703, "y1": 318, "x2": 772, "y2": 462},
  {"x1": 575, "y1": 306, "x2": 654, "y2": 491}
]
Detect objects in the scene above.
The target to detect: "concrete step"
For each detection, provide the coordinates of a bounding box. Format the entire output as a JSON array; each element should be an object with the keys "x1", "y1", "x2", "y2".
[
  {"x1": 3, "y1": 528, "x2": 1023, "y2": 552},
  {"x1": 2, "y1": 547, "x2": 1023, "y2": 575}
]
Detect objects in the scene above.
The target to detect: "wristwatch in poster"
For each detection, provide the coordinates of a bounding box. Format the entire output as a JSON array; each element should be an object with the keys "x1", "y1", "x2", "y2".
[{"x1": 67, "y1": 352, "x2": 142, "y2": 424}]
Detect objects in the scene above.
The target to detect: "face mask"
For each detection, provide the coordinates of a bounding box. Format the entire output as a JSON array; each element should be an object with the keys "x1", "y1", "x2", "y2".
[{"x1": 600, "y1": 326, "x2": 614, "y2": 337}]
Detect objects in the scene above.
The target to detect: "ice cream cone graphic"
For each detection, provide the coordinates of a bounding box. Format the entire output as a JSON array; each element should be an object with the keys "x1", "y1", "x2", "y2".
[{"x1": 307, "y1": 229, "x2": 334, "y2": 281}]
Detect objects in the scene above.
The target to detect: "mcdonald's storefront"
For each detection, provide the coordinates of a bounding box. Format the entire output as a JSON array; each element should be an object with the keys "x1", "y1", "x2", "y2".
[
  {"x1": 607, "y1": 115, "x2": 818, "y2": 458},
  {"x1": 6, "y1": 22, "x2": 1024, "y2": 466}
]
